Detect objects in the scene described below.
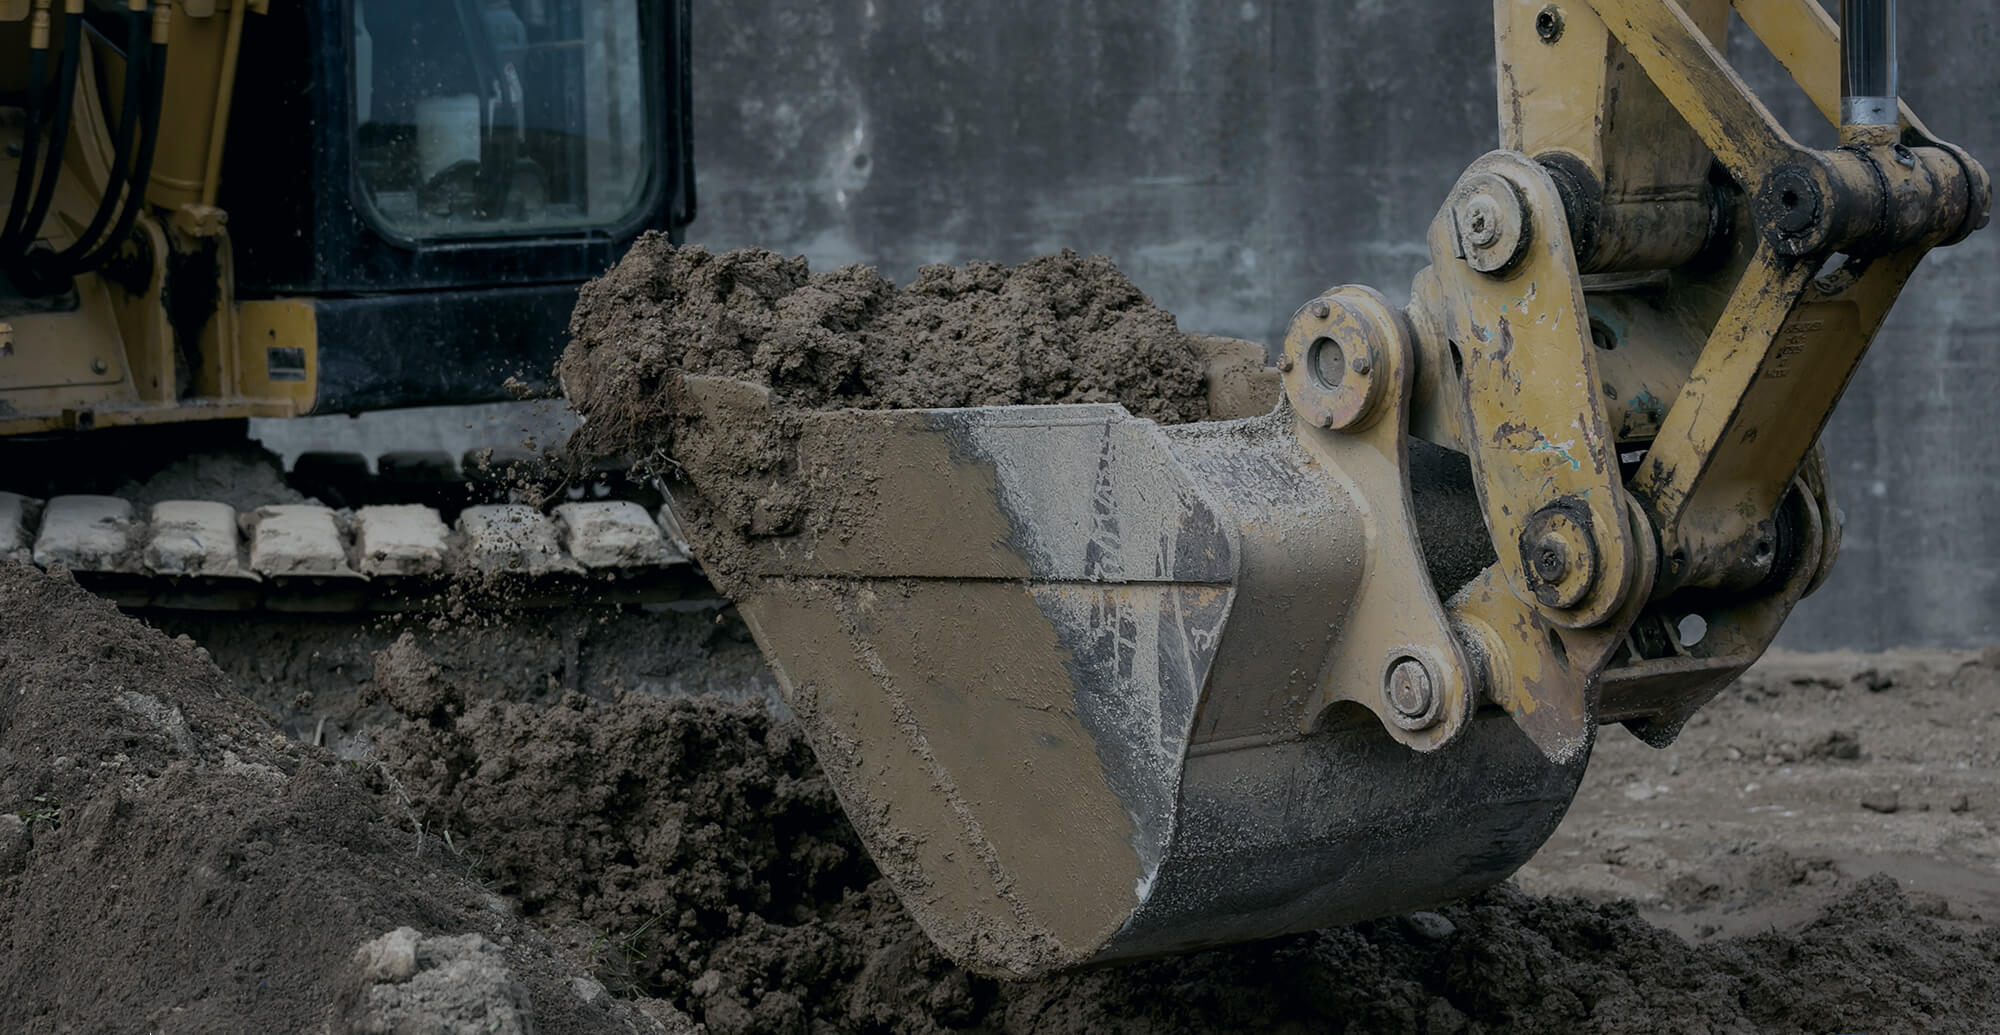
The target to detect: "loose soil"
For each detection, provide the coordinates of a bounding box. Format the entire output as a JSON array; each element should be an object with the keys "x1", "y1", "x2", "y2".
[
  {"x1": 116, "y1": 444, "x2": 310, "y2": 510},
  {"x1": 0, "y1": 563, "x2": 691, "y2": 1035},
  {"x1": 557, "y1": 238, "x2": 1215, "y2": 591},
  {"x1": 8, "y1": 556, "x2": 2000, "y2": 1032}
]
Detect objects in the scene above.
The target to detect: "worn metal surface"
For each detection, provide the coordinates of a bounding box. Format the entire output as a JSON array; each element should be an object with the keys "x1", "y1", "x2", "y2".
[{"x1": 707, "y1": 398, "x2": 1585, "y2": 976}]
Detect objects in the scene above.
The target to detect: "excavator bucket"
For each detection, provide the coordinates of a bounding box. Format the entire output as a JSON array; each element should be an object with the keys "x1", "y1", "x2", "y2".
[{"x1": 666, "y1": 365, "x2": 1588, "y2": 979}]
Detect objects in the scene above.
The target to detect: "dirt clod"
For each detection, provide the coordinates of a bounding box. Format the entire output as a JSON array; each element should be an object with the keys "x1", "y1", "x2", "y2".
[
  {"x1": 341, "y1": 928, "x2": 533, "y2": 1035},
  {"x1": 1861, "y1": 789, "x2": 1903, "y2": 814}
]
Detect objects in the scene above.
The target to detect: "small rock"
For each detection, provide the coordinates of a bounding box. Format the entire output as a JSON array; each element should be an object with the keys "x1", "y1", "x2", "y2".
[
  {"x1": 1805, "y1": 729, "x2": 1863, "y2": 761},
  {"x1": 353, "y1": 927, "x2": 420, "y2": 983},
  {"x1": 1950, "y1": 793, "x2": 1971, "y2": 813},
  {"x1": 1402, "y1": 911, "x2": 1456, "y2": 941},
  {"x1": 1908, "y1": 891, "x2": 1950, "y2": 918},
  {"x1": 1424, "y1": 998, "x2": 1470, "y2": 1034},
  {"x1": 570, "y1": 975, "x2": 608, "y2": 1005},
  {"x1": 0, "y1": 813, "x2": 28, "y2": 874},
  {"x1": 1860, "y1": 790, "x2": 1900, "y2": 814},
  {"x1": 1852, "y1": 667, "x2": 1894, "y2": 692}
]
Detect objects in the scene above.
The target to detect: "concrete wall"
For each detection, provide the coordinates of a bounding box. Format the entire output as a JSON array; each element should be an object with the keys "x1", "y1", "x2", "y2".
[{"x1": 684, "y1": 0, "x2": 2000, "y2": 650}]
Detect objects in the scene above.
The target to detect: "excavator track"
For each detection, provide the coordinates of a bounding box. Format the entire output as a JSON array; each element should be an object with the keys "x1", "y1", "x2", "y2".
[{"x1": 0, "y1": 450, "x2": 713, "y2": 613}]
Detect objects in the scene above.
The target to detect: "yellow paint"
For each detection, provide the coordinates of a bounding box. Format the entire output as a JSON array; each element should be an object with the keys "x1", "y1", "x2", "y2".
[{"x1": 236, "y1": 299, "x2": 320, "y2": 415}]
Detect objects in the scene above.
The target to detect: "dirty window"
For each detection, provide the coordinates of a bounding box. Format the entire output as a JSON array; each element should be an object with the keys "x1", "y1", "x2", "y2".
[{"x1": 351, "y1": 0, "x2": 650, "y2": 239}]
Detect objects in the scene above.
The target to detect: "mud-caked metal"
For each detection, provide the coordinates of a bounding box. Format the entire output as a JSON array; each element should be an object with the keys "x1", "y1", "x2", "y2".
[{"x1": 698, "y1": 399, "x2": 1581, "y2": 978}]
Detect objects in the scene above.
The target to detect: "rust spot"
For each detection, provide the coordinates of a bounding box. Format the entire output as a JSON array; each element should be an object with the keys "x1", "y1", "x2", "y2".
[{"x1": 1491, "y1": 420, "x2": 1530, "y2": 445}]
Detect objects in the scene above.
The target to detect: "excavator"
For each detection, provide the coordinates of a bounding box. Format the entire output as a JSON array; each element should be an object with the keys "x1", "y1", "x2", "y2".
[
  {"x1": 1, "y1": 0, "x2": 1989, "y2": 985},
  {"x1": 0, "y1": 0, "x2": 696, "y2": 590}
]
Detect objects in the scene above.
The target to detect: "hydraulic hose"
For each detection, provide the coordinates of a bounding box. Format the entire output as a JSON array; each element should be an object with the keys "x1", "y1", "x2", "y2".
[
  {"x1": 0, "y1": 28, "x2": 51, "y2": 252},
  {"x1": 47, "y1": 2, "x2": 153, "y2": 272},
  {"x1": 2, "y1": 4, "x2": 83, "y2": 260},
  {"x1": 57, "y1": 7, "x2": 168, "y2": 275}
]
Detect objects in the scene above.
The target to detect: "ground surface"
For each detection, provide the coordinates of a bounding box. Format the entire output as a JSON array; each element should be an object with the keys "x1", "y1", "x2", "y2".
[
  {"x1": 1518, "y1": 648, "x2": 2000, "y2": 942},
  {"x1": 9, "y1": 565, "x2": 1995, "y2": 1034}
]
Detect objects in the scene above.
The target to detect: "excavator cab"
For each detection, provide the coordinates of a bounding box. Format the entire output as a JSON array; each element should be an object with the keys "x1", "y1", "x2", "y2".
[{"x1": 0, "y1": 0, "x2": 692, "y2": 444}]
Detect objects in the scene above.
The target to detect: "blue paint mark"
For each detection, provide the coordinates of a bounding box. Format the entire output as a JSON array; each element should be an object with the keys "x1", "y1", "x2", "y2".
[{"x1": 1529, "y1": 438, "x2": 1582, "y2": 470}]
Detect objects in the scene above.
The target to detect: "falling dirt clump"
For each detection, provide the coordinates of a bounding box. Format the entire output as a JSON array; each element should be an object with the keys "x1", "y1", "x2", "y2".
[
  {"x1": 558, "y1": 237, "x2": 1215, "y2": 591},
  {"x1": 0, "y1": 562, "x2": 686, "y2": 1035}
]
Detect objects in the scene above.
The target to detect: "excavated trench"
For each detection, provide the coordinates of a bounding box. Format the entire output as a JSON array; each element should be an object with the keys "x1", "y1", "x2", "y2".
[{"x1": 2, "y1": 243, "x2": 1998, "y2": 1033}]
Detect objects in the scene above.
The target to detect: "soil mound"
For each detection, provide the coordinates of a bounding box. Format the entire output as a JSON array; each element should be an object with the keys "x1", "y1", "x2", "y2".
[
  {"x1": 557, "y1": 238, "x2": 1214, "y2": 590},
  {"x1": 0, "y1": 562, "x2": 687, "y2": 1035},
  {"x1": 117, "y1": 443, "x2": 310, "y2": 510},
  {"x1": 364, "y1": 639, "x2": 2000, "y2": 1035},
  {"x1": 9, "y1": 560, "x2": 2000, "y2": 1033}
]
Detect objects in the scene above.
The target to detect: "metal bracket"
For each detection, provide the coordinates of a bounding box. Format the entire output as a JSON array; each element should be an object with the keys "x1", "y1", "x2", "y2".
[
  {"x1": 1283, "y1": 286, "x2": 1477, "y2": 751},
  {"x1": 1429, "y1": 152, "x2": 1639, "y2": 632}
]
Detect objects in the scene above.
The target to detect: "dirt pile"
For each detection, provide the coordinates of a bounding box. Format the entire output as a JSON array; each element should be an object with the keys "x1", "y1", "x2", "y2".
[
  {"x1": 117, "y1": 442, "x2": 310, "y2": 510},
  {"x1": 557, "y1": 238, "x2": 1215, "y2": 590},
  {"x1": 355, "y1": 636, "x2": 2000, "y2": 1035},
  {"x1": 0, "y1": 562, "x2": 688, "y2": 1035},
  {"x1": 8, "y1": 558, "x2": 2000, "y2": 1033}
]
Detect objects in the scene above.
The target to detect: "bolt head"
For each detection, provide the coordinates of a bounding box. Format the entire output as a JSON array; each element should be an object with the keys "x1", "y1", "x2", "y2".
[
  {"x1": 1453, "y1": 173, "x2": 1530, "y2": 274},
  {"x1": 1385, "y1": 657, "x2": 1439, "y2": 729},
  {"x1": 1519, "y1": 503, "x2": 1599, "y2": 612},
  {"x1": 1535, "y1": 4, "x2": 1565, "y2": 42},
  {"x1": 1311, "y1": 300, "x2": 1331, "y2": 319},
  {"x1": 1350, "y1": 353, "x2": 1373, "y2": 376},
  {"x1": 1530, "y1": 535, "x2": 1569, "y2": 582},
  {"x1": 1463, "y1": 197, "x2": 1502, "y2": 248},
  {"x1": 90, "y1": 357, "x2": 108, "y2": 375}
]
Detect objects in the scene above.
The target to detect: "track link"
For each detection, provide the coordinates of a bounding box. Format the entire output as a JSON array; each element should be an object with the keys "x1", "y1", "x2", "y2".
[{"x1": 0, "y1": 491, "x2": 713, "y2": 612}]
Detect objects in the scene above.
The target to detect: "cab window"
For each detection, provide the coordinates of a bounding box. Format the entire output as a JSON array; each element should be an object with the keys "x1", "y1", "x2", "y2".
[{"x1": 352, "y1": 0, "x2": 651, "y2": 239}]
